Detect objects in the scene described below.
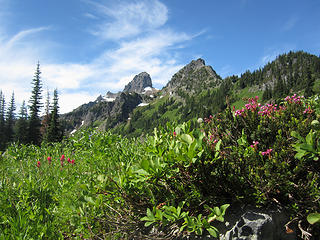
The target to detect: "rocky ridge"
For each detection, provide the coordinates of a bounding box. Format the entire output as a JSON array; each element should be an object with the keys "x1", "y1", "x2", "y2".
[
  {"x1": 164, "y1": 58, "x2": 222, "y2": 95},
  {"x1": 124, "y1": 72, "x2": 152, "y2": 93}
]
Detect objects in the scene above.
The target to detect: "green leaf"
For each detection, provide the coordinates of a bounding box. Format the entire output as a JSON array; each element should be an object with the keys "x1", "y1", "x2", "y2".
[
  {"x1": 291, "y1": 131, "x2": 303, "y2": 141},
  {"x1": 84, "y1": 196, "x2": 95, "y2": 205},
  {"x1": 144, "y1": 221, "x2": 154, "y2": 227},
  {"x1": 216, "y1": 216, "x2": 224, "y2": 222},
  {"x1": 299, "y1": 143, "x2": 316, "y2": 153},
  {"x1": 294, "y1": 151, "x2": 306, "y2": 160},
  {"x1": 141, "y1": 159, "x2": 150, "y2": 171},
  {"x1": 306, "y1": 131, "x2": 314, "y2": 145},
  {"x1": 220, "y1": 204, "x2": 230, "y2": 215},
  {"x1": 181, "y1": 134, "x2": 193, "y2": 145},
  {"x1": 207, "y1": 227, "x2": 218, "y2": 237},
  {"x1": 147, "y1": 208, "x2": 154, "y2": 218},
  {"x1": 215, "y1": 139, "x2": 222, "y2": 152},
  {"x1": 214, "y1": 206, "x2": 221, "y2": 216},
  {"x1": 307, "y1": 213, "x2": 320, "y2": 225}
]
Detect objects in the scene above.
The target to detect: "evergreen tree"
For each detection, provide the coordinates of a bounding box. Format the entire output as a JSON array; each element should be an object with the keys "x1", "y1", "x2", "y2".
[
  {"x1": 46, "y1": 89, "x2": 62, "y2": 142},
  {"x1": 5, "y1": 92, "x2": 16, "y2": 145},
  {"x1": 304, "y1": 67, "x2": 314, "y2": 97},
  {"x1": 262, "y1": 85, "x2": 272, "y2": 101},
  {"x1": 0, "y1": 91, "x2": 5, "y2": 150},
  {"x1": 28, "y1": 62, "x2": 43, "y2": 145},
  {"x1": 41, "y1": 89, "x2": 51, "y2": 141},
  {"x1": 15, "y1": 101, "x2": 29, "y2": 144}
]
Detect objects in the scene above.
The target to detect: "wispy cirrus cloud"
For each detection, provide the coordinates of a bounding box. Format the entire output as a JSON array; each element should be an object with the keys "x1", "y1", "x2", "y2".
[
  {"x1": 0, "y1": 26, "x2": 51, "y2": 110},
  {"x1": 88, "y1": 0, "x2": 168, "y2": 40},
  {"x1": 83, "y1": 0, "x2": 199, "y2": 91},
  {"x1": 0, "y1": 0, "x2": 201, "y2": 113}
]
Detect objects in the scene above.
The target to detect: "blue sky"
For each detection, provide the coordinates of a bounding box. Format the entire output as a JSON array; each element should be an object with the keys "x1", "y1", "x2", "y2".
[{"x1": 0, "y1": 0, "x2": 319, "y2": 113}]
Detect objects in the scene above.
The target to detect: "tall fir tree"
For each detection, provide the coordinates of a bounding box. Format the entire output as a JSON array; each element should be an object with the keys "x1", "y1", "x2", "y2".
[
  {"x1": 28, "y1": 62, "x2": 43, "y2": 145},
  {"x1": 14, "y1": 101, "x2": 29, "y2": 144},
  {"x1": 5, "y1": 92, "x2": 16, "y2": 145},
  {"x1": 41, "y1": 89, "x2": 51, "y2": 140},
  {"x1": 0, "y1": 91, "x2": 6, "y2": 150},
  {"x1": 46, "y1": 89, "x2": 63, "y2": 142}
]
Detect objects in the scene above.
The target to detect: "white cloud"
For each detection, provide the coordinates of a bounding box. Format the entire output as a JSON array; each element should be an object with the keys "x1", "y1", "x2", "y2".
[
  {"x1": 89, "y1": 0, "x2": 168, "y2": 40},
  {"x1": 5, "y1": 27, "x2": 50, "y2": 48},
  {"x1": 0, "y1": 0, "x2": 199, "y2": 114},
  {"x1": 83, "y1": 12, "x2": 98, "y2": 20},
  {"x1": 42, "y1": 63, "x2": 94, "y2": 89},
  {"x1": 0, "y1": 27, "x2": 51, "y2": 112},
  {"x1": 88, "y1": 30, "x2": 193, "y2": 90},
  {"x1": 59, "y1": 91, "x2": 98, "y2": 114}
]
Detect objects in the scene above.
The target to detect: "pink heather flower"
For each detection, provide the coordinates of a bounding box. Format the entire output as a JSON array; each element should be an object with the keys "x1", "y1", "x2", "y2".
[
  {"x1": 60, "y1": 154, "x2": 65, "y2": 161},
  {"x1": 304, "y1": 106, "x2": 313, "y2": 114},
  {"x1": 261, "y1": 149, "x2": 273, "y2": 156},
  {"x1": 47, "y1": 157, "x2": 52, "y2": 164},
  {"x1": 67, "y1": 158, "x2": 71, "y2": 163},
  {"x1": 37, "y1": 161, "x2": 41, "y2": 168},
  {"x1": 173, "y1": 131, "x2": 177, "y2": 137},
  {"x1": 250, "y1": 141, "x2": 259, "y2": 149},
  {"x1": 71, "y1": 159, "x2": 75, "y2": 164},
  {"x1": 235, "y1": 109, "x2": 245, "y2": 116}
]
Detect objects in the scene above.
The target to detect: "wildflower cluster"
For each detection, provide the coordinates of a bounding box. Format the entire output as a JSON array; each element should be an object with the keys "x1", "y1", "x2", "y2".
[
  {"x1": 304, "y1": 106, "x2": 313, "y2": 114},
  {"x1": 202, "y1": 94, "x2": 320, "y2": 236},
  {"x1": 204, "y1": 115, "x2": 214, "y2": 123},
  {"x1": 258, "y1": 104, "x2": 279, "y2": 116},
  {"x1": 205, "y1": 127, "x2": 220, "y2": 148},
  {"x1": 284, "y1": 94, "x2": 304, "y2": 104},
  {"x1": 234, "y1": 95, "x2": 306, "y2": 118},
  {"x1": 36, "y1": 154, "x2": 75, "y2": 168},
  {"x1": 234, "y1": 96, "x2": 260, "y2": 116},
  {"x1": 250, "y1": 141, "x2": 259, "y2": 149},
  {"x1": 261, "y1": 148, "x2": 272, "y2": 157}
]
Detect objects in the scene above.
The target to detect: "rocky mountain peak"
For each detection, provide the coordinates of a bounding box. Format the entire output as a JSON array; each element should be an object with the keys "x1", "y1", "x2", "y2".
[
  {"x1": 164, "y1": 58, "x2": 221, "y2": 95},
  {"x1": 123, "y1": 72, "x2": 152, "y2": 93},
  {"x1": 188, "y1": 58, "x2": 206, "y2": 69}
]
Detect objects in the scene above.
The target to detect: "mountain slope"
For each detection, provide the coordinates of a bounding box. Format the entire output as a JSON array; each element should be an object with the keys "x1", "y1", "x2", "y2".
[
  {"x1": 165, "y1": 58, "x2": 222, "y2": 96},
  {"x1": 61, "y1": 72, "x2": 154, "y2": 133},
  {"x1": 112, "y1": 51, "x2": 320, "y2": 137},
  {"x1": 61, "y1": 51, "x2": 320, "y2": 137}
]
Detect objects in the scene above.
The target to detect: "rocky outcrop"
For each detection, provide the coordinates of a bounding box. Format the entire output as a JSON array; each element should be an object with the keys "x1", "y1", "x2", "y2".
[
  {"x1": 217, "y1": 206, "x2": 297, "y2": 240},
  {"x1": 123, "y1": 72, "x2": 152, "y2": 93},
  {"x1": 164, "y1": 58, "x2": 222, "y2": 95},
  {"x1": 220, "y1": 210, "x2": 296, "y2": 240},
  {"x1": 61, "y1": 72, "x2": 152, "y2": 133}
]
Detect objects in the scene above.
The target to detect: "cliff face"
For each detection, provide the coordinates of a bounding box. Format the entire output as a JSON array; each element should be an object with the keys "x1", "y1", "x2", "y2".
[
  {"x1": 164, "y1": 58, "x2": 222, "y2": 95},
  {"x1": 123, "y1": 72, "x2": 152, "y2": 93},
  {"x1": 61, "y1": 72, "x2": 151, "y2": 133}
]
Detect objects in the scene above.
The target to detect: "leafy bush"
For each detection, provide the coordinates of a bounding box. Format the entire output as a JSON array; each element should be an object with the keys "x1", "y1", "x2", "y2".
[{"x1": 202, "y1": 94, "x2": 320, "y2": 236}]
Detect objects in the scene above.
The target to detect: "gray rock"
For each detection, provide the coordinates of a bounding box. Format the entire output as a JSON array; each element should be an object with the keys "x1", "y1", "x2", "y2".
[
  {"x1": 223, "y1": 211, "x2": 273, "y2": 240},
  {"x1": 164, "y1": 58, "x2": 222, "y2": 96},
  {"x1": 123, "y1": 72, "x2": 152, "y2": 93},
  {"x1": 220, "y1": 208, "x2": 296, "y2": 240}
]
